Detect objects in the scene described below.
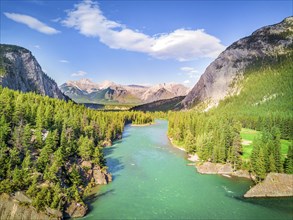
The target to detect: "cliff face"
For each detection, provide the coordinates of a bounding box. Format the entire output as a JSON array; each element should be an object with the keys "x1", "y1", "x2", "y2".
[
  {"x1": 181, "y1": 17, "x2": 293, "y2": 109},
  {"x1": 0, "y1": 44, "x2": 68, "y2": 100},
  {"x1": 0, "y1": 193, "x2": 60, "y2": 220}
]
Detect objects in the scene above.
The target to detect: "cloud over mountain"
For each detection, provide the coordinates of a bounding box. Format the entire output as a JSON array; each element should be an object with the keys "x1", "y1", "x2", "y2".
[{"x1": 62, "y1": 0, "x2": 225, "y2": 61}]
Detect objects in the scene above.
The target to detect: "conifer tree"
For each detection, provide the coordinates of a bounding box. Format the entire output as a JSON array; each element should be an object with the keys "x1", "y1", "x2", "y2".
[
  {"x1": 255, "y1": 147, "x2": 266, "y2": 181},
  {"x1": 284, "y1": 144, "x2": 293, "y2": 174}
]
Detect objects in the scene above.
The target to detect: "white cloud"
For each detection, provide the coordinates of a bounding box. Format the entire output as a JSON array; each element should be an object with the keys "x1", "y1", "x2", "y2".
[
  {"x1": 34, "y1": 45, "x2": 41, "y2": 49},
  {"x1": 71, "y1": 70, "x2": 87, "y2": 77},
  {"x1": 62, "y1": 0, "x2": 225, "y2": 61},
  {"x1": 183, "y1": 80, "x2": 190, "y2": 84},
  {"x1": 4, "y1": 12, "x2": 60, "y2": 35},
  {"x1": 52, "y1": 17, "x2": 62, "y2": 22},
  {"x1": 59, "y1": 59, "x2": 69, "y2": 63},
  {"x1": 180, "y1": 66, "x2": 199, "y2": 78}
]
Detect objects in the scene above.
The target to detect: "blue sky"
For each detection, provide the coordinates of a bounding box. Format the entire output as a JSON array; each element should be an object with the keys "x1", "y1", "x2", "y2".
[{"x1": 1, "y1": 0, "x2": 292, "y2": 87}]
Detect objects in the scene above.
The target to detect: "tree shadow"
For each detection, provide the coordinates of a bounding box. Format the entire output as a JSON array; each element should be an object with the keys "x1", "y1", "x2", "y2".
[
  {"x1": 86, "y1": 189, "x2": 115, "y2": 212},
  {"x1": 233, "y1": 196, "x2": 293, "y2": 214},
  {"x1": 106, "y1": 156, "x2": 124, "y2": 180},
  {"x1": 103, "y1": 145, "x2": 118, "y2": 156}
]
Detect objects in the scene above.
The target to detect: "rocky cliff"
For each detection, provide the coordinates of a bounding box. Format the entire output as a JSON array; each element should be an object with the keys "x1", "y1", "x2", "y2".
[
  {"x1": 0, "y1": 160, "x2": 112, "y2": 220},
  {"x1": 181, "y1": 16, "x2": 293, "y2": 109},
  {"x1": 0, "y1": 193, "x2": 60, "y2": 220},
  {"x1": 0, "y1": 44, "x2": 68, "y2": 100}
]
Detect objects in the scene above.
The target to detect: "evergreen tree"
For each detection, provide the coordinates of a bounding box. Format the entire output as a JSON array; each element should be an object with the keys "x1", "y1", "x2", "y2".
[
  {"x1": 268, "y1": 153, "x2": 277, "y2": 172},
  {"x1": 78, "y1": 136, "x2": 94, "y2": 161},
  {"x1": 0, "y1": 114, "x2": 10, "y2": 144},
  {"x1": 284, "y1": 144, "x2": 293, "y2": 174},
  {"x1": 255, "y1": 147, "x2": 266, "y2": 181}
]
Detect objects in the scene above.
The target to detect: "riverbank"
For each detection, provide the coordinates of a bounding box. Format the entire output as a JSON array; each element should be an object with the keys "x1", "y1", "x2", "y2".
[
  {"x1": 168, "y1": 137, "x2": 199, "y2": 162},
  {"x1": 83, "y1": 119, "x2": 293, "y2": 219},
  {"x1": 244, "y1": 173, "x2": 293, "y2": 198},
  {"x1": 196, "y1": 162, "x2": 253, "y2": 179},
  {"x1": 168, "y1": 138, "x2": 293, "y2": 198}
]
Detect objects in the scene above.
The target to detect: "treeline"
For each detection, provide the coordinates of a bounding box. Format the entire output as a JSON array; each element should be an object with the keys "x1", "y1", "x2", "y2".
[
  {"x1": 168, "y1": 54, "x2": 293, "y2": 180},
  {"x1": 250, "y1": 127, "x2": 293, "y2": 180},
  {"x1": 168, "y1": 112, "x2": 243, "y2": 169},
  {"x1": 0, "y1": 86, "x2": 153, "y2": 212}
]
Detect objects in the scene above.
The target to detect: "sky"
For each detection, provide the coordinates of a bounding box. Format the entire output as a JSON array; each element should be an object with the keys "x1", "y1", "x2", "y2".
[{"x1": 1, "y1": 0, "x2": 292, "y2": 87}]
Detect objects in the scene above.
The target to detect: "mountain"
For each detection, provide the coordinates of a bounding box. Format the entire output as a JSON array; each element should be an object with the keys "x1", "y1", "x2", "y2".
[
  {"x1": 0, "y1": 44, "x2": 68, "y2": 100},
  {"x1": 60, "y1": 79, "x2": 189, "y2": 104},
  {"x1": 181, "y1": 17, "x2": 293, "y2": 110},
  {"x1": 130, "y1": 96, "x2": 185, "y2": 112}
]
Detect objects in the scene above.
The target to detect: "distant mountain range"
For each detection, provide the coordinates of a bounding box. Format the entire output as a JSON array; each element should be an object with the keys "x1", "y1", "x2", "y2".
[{"x1": 60, "y1": 79, "x2": 189, "y2": 104}]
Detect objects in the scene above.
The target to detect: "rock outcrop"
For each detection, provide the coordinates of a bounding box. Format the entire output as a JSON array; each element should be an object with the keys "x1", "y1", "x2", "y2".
[
  {"x1": 196, "y1": 162, "x2": 252, "y2": 179},
  {"x1": 64, "y1": 202, "x2": 88, "y2": 218},
  {"x1": 196, "y1": 162, "x2": 234, "y2": 174},
  {"x1": 181, "y1": 16, "x2": 293, "y2": 109},
  {"x1": 0, "y1": 44, "x2": 68, "y2": 100},
  {"x1": 0, "y1": 193, "x2": 60, "y2": 220},
  {"x1": 80, "y1": 161, "x2": 112, "y2": 185},
  {"x1": 0, "y1": 160, "x2": 112, "y2": 219},
  {"x1": 244, "y1": 173, "x2": 293, "y2": 198}
]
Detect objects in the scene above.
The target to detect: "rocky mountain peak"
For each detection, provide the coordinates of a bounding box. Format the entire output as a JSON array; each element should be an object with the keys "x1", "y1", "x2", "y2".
[
  {"x1": 60, "y1": 79, "x2": 189, "y2": 104},
  {"x1": 99, "y1": 80, "x2": 116, "y2": 89},
  {"x1": 65, "y1": 78, "x2": 99, "y2": 93},
  {"x1": 181, "y1": 16, "x2": 293, "y2": 109},
  {"x1": 0, "y1": 44, "x2": 68, "y2": 100}
]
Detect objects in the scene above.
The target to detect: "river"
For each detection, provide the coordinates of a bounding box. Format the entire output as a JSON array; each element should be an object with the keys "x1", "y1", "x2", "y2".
[{"x1": 83, "y1": 120, "x2": 293, "y2": 219}]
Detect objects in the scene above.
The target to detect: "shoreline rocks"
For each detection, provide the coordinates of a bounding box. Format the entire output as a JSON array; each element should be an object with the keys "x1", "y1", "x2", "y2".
[
  {"x1": 196, "y1": 162, "x2": 293, "y2": 198},
  {"x1": 195, "y1": 162, "x2": 253, "y2": 180},
  {"x1": 244, "y1": 173, "x2": 293, "y2": 198},
  {"x1": 64, "y1": 202, "x2": 88, "y2": 218}
]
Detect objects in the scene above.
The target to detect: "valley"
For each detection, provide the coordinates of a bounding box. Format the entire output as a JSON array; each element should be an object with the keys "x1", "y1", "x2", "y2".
[{"x1": 83, "y1": 120, "x2": 293, "y2": 219}]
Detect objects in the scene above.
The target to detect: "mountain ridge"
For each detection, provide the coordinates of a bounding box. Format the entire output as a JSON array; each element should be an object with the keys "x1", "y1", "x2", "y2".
[
  {"x1": 60, "y1": 78, "x2": 189, "y2": 104},
  {"x1": 181, "y1": 16, "x2": 293, "y2": 110}
]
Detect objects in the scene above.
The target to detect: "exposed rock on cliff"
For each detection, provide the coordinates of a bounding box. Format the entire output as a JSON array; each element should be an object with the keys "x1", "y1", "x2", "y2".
[
  {"x1": 64, "y1": 202, "x2": 88, "y2": 218},
  {"x1": 0, "y1": 193, "x2": 60, "y2": 220},
  {"x1": 80, "y1": 161, "x2": 112, "y2": 185},
  {"x1": 244, "y1": 173, "x2": 293, "y2": 198},
  {"x1": 181, "y1": 16, "x2": 293, "y2": 109},
  {"x1": 0, "y1": 44, "x2": 68, "y2": 100}
]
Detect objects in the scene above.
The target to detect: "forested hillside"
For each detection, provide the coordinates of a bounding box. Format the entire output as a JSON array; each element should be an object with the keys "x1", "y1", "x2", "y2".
[
  {"x1": 0, "y1": 86, "x2": 153, "y2": 217},
  {"x1": 168, "y1": 53, "x2": 293, "y2": 181}
]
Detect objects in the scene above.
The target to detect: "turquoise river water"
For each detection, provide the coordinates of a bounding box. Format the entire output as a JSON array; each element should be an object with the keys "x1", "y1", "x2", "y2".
[{"x1": 83, "y1": 120, "x2": 293, "y2": 219}]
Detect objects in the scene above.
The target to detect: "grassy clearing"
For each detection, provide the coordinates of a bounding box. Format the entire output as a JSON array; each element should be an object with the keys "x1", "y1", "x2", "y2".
[{"x1": 240, "y1": 128, "x2": 291, "y2": 161}]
